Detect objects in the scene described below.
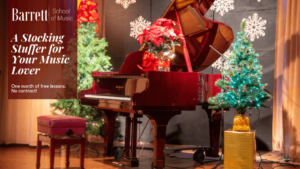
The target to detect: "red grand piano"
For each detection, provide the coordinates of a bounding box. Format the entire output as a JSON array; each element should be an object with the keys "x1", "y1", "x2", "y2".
[{"x1": 79, "y1": 0, "x2": 233, "y2": 168}]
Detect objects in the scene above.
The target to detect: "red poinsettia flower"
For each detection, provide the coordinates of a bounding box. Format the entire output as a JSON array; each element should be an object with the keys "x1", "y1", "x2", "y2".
[
  {"x1": 147, "y1": 27, "x2": 162, "y2": 38},
  {"x1": 137, "y1": 34, "x2": 145, "y2": 45},
  {"x1": 161, "y1": 31, "x2": 170, "y2": 38},
  {"x1": 136, "y1": 18, "x2": 182, "y2": 47},
  {"x1": 174, "y1": 29, "x2": 180, "y2": 36},
  {"x1": 152, "y1": 36, "x2": 164, "y2": 47},
  {"x1": 155, "y1": 18, "x2": 178, "y2": 27},
  {"x1": 148, "y1": 25, "x2": 162, "y2": 35}
]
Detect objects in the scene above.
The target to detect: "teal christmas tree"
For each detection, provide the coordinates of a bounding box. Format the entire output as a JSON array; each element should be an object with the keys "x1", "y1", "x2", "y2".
[
  {"x1": 51, "y1": 20, "x2": 112, "y2": 135},
  {"x1": 208, "y1": 21, "x2": 272, "y2": 113}
]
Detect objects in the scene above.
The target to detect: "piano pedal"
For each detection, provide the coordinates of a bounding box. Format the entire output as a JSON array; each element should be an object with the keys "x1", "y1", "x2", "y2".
[
  {"x1": 114, "y1": 148, "x2": 124, "y2": 162},
  {"x1": 193, "y1": 149, "x2": 205, "y2": 164}
]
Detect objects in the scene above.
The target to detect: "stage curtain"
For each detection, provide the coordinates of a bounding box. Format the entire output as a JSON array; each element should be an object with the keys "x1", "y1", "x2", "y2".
[
  {"x1": 0, "y1": 62, "x2": 56, "y2": 146},
  {"x1": 273, "y1": 0, "x2": 300, "y2": 162},
  {"x1": 0, "y1": 0, "x2": 59, "y2": 146}
]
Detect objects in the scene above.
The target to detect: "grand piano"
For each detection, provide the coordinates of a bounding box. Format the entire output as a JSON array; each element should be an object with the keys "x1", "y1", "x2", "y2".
[{"x1": 79, "y1": 0, "x2": 234, "y2": 168}]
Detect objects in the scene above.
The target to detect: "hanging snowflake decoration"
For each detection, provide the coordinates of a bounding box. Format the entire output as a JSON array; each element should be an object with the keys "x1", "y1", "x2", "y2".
[
  {"x1": 210, "y1": 0, "x2": 234, "y2": 16},
  {"x1": 212, "y1": 49, "x2": 232, "y2": 71},
  {"x1": 244, "y1": 13, "x2": 267, "y2": 41},
  {"x1": 130, "y1": 16, "x2": 151, "y2": 39},
  {"x1": 116, "y1": 0, "x2": 136, "y2": 9}
]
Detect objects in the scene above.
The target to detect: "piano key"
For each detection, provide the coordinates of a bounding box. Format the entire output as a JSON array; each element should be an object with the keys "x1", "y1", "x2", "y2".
[{"x1": 85, "y1": 94, "x2": 131, "y2": 101}]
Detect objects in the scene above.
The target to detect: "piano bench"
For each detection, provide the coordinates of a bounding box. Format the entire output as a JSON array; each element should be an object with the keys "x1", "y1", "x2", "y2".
[{"x1": 36, "y1": 115, "x2": 87, "y2": 169}]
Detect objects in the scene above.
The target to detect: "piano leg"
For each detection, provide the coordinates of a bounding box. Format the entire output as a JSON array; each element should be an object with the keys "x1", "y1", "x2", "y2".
[
  {"x1": 144, "y1": 111, "x2": 181, "y2": 169},
  {"x1": 102, "y1": 110, "x2": 118, "y2": 156},
  {"x1": 130, "y1": 116, "x2": 139, "y2": 166},
  {"x1": 203, "y1": 107, "x2": 221, "y2": 157},
  {"x1": 124, "y1": 116, "x2": 131, "y2": 158},
  {"x1": 121, "y1": 114, "x2": 140, "y2": 167}
]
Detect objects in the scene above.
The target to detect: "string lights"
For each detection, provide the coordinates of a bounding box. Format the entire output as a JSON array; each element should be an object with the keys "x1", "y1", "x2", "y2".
[{"x1": 208, "y1": 21, "x2": 272, "y2": 110}]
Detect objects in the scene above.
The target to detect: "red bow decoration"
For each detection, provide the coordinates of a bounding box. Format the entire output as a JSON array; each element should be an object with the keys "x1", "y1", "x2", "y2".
[
  {"x1": 77, "y1": 0, "x2": 100, "y2": 32},
  {"x1": 137, "y1": 51, "x2": 170, "y2": 72}
]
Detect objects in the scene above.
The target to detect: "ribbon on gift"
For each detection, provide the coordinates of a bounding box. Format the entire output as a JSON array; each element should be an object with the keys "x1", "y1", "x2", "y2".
[
  {"x1": 77, "y1": 0, "x2": 100, "y2": 32},
  {"x1": 157, "y1": 60, "x2": 170, "y2": 68},
  {"x1": 137, "y1": 51, "x2": 157, "y2": 72},
  {"x1": 142, "y1": 51, "x2": 157, "y2": 67},
  {"x1": 137, "y1": 51, "x2": 170, "y2": 72}
]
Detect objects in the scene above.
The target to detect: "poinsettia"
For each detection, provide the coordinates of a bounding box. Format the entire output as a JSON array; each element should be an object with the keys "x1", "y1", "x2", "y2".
[
  {"x1": 154, "y1": 18, "x2": 177, "y2": 28},
  {"x1": 137, "y1": 18, "x2": 183, "y2": 53}
]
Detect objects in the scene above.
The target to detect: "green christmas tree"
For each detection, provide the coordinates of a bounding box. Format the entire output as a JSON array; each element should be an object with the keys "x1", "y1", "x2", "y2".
[
  {"x1": 51, "y1": 22, "x2": 112, "y2": 135},
  {"x1": 208, "y1": 21, "x2": 272, "y2": 113}
]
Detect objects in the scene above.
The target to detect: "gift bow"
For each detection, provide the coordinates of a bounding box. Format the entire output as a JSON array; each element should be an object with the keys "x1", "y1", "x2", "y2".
[
  {"x1": 77, "y1": 0, "x2": 100, "y2": 32},
  {"x1": 137, "y1": 51, "x2": 170, "y2": 72}
]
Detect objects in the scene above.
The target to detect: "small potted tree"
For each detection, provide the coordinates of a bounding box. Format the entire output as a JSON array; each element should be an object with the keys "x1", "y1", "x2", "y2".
[{"x1": 208, "y1": 21, "x2": 272, "y2": 131}]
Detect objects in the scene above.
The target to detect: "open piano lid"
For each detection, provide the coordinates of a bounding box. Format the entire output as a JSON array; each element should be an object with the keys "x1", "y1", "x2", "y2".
[
  {"x1": 139, "y1": 0, "x2": 234, "y2": 72},
  {"x1": 161, "y1": 0, "x2": 215, "y2": 16},
  {"x1": 119, "y1": 0, "x2": 234, "y2": 74}
]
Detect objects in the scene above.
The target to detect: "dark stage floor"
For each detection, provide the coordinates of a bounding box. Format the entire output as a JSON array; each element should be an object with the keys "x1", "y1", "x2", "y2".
[{"x1": 0, "y1": 142, "x2": 299, "y2": 169}]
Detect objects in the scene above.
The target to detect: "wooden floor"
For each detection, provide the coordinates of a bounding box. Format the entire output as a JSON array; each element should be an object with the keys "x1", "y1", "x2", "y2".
[{"x1": 0, "y1": 143, "x2": 299, "y2": 169}]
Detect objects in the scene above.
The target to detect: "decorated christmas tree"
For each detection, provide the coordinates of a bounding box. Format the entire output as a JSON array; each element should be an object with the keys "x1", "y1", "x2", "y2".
[
  {"x1": 208, "y1": 21, "x2": 272, "y2": 114},
  {"x1": 51, "y1": 0, "x2": 112, "y2": 135}
]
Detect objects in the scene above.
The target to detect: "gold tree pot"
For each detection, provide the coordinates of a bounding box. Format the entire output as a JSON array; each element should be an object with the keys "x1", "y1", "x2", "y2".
[{"x1": 232, "y1": 108, "x2": 251, "y2": 132}]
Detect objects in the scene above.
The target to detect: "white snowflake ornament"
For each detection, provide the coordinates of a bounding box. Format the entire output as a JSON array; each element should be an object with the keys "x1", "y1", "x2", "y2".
[
  {"x1": 116, "y1": 0, "x2": 136, "y2": 9},
  {"x1": 244, "y1": 13, "x2": 267, "y2": 41},
  {"x1": 130, "y1": 16, "x2": 151, "y2": 39},
  {"x1": 212, "y1": 50, "x2": 232, "y2": 71},
  {"x1": 210, "y1": 0, "x2": 234, "y2": 16}
]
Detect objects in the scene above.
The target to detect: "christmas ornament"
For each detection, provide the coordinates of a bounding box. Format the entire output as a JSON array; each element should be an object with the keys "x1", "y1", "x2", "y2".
[
  {"x1": 130, "y1": 16, "x2": 151, "y2": 39},
  {"x1": 244, "y1": 13, "x2": 267, "y2": 41},
  {"x1": 210, "y1": 0, "x2": 234, "y2": 16},
  {"x1": 116, "y1": 0, "x2": 136, "y2": 9}
]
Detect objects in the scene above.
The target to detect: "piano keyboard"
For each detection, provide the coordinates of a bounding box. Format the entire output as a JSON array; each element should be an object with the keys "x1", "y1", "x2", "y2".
[{"x1": 85, "y1": 94, "x2": 131, "y2": 101}]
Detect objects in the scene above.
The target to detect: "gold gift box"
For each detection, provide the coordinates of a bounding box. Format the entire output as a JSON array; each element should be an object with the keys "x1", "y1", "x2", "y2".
[{"x1": 224, "y1": 130, "x2": 256, "y2": 169}]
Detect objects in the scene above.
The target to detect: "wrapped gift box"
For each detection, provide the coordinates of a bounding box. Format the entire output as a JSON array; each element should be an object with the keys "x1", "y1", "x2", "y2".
[{"x1": 224, "y1": 130, "x2": 256, "y2": 169}]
